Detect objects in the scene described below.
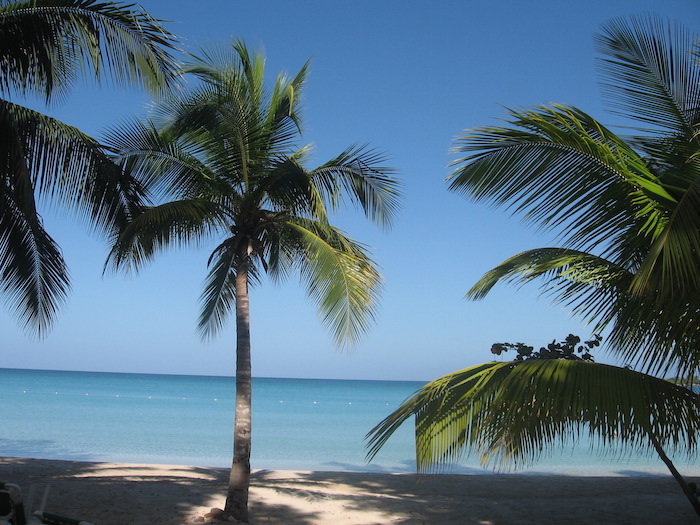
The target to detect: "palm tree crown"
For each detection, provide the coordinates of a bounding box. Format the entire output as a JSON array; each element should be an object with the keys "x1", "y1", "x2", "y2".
[
  {"x1": 449, "y1": 15, "x2": 700, "y2": 378},
  {"x1": 0, "y1": 0, "x2": 179, "y2": 336},
  {"x1": 105, "y1": 41, "x2": 400, "y2": 343}
]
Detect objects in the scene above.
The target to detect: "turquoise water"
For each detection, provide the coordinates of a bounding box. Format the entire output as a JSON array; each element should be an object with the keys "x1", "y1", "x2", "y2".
[{"x1": 1, "y1": 368, "x2": 699, "y2": 476}]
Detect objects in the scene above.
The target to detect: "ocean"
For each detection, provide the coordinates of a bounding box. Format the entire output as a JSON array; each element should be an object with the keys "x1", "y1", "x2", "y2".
[{"x1": 1, "y1": 368, "x2": 699, "y2": 476}]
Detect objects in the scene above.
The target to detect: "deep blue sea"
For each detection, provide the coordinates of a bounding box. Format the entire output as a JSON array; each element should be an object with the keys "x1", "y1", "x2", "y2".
[{"x1": 1, "y1": 368, "x2": 699, "y2": 476}]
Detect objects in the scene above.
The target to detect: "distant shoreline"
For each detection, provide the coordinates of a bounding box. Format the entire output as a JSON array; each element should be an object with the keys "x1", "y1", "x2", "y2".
[{"x1": 0, "y1": 366, "x2": 429, "y2": 383}]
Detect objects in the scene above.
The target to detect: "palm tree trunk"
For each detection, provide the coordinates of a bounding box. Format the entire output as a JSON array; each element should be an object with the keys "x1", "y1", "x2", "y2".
[
  {"x1": 224, "y1": 255, "x2": 253, "y2": 522},
  {"x1": 649, "y1": 432, "x2": 700, "y2": 517}
]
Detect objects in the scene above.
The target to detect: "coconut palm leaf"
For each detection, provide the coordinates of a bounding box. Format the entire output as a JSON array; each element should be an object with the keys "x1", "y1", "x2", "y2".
[
  {"x1": 467, "y1": 248, "x2": 633, "y2": 330},
  {"x1": 180, "y1": 40, "x2": 306, "y2": 163},
  {"x1": 595, "y1": 15, "x2": 700, "y2": 135},
  {"x1": 106, "y1": 117, "x2": 220, "y2": 200},
  {"x1": 0, "y1": 0, "x2": 179, "y2": 101},
  {"x1": 367, "y1": 360, "x2": 700, "y2": 472},
  {"x1": 449, "y1": 105, "x2": 672, "y2": 259},
  {"x1": 594, "y1": 15, "x2": 700, "y2": 303},
  {"x1": 467, "y1": 248, "x2": 631, "y2": 301},
  {"x1": 312, "y1": 145, "x2": 400, "y2": 229},
  {"x1": 288, "y1": 217, "x2": 381, "y2": 347},
  {"x1": 0, "y1": 0, "x2": 178, "y2": 334},
  {"x1": 631, "y1": 163, "x2": 700, "y2": 301},
  {"x1": 607, "y1": 292, "x2": 700, "y2": 379},
  {"x1": 105, "y1": 199, "x2": 228, "y2": 274},
  {"x1": 256, "y1": 154, "x2": 326, "y2": 219},
  {"x1": 198, "y1": 237, "x2": 246, "y2": 340},
  {"x1": 467, "y1": 246, "x2": 700, "y2": 378},
  {"x1": 0, "y1": 99, "x2": 150, "y2": 331},
  {"x1": 3, "y1": 100, "x2": 144, "y2": 230},
  {"x1": 0, "y1": 165, "x2": 68, "y2": 336}
]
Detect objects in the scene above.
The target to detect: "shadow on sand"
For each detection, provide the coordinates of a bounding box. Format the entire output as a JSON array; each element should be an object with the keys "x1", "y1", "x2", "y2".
[{"x1": 1, "y1": 456, "x2": 696, "y2": 524}]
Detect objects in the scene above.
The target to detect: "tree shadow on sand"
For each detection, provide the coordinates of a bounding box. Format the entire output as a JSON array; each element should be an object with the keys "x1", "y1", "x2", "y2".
[{"x1": 1, "y1": 457, "x2": 697, "y2": 524}]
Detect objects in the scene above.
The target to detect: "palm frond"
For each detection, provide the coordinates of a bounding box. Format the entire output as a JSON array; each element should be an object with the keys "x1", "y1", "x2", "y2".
[
  {"x1": 288, "y1": 218, "x2": 382, "y2": 347},
  {"x1": 0, "y1": 0, "x2": 180, "y2": 101},
  {"x1": 596, "y1": 14, "x2": 700, "y2": 135},
  {"x1": 266, "y1": 54, "x2": 309, "y2": 136},
  {"x1": 467, "y1": 247, "x2": 631, "y2": 302},
  {"x1": 168, "y1": 41, "x2": 306, "y2": 194},
  {"x1": 464, "y1": 247, "x2": 700, "y2": 377},
  {"x1": 0, "y1": 98, "x2": 153, "y2": 333},
  {"x1": 105, "y1": 116, "x2": 220, "y2": 201},
  {"x1": 467, "y1": 248, "x2": 634, "y2": 330},
  {"x1": 449, "y1": 105, "x2": 673, "y2": 259},
  {"x1": 631, "y1": 168, "x2": 700, "y2": 300},
  {"x1": 105, "y1": 199, "x2": 226, "y2": 274},
  {"x1": 2, "y1": 100, "x2": 145, "y2": 235},
  {"x1": 450, "y1": 18, "x2": 700, "y2": 380},
  {"x1": 311, "y1": 145, "x2": 401, "y2": 230},
  {"x1": 255, "y1": 155, "x2": 321, "y2": 217},
  {"x1": 367, "y1": 360, "x2": 700, "y2": 472},
  {"x1": 0, "y1": 182, "x2": 68, "y2": 336},
  {"x1": 183, "y1": 40, "x2": 303, "y2": 170},
  {"x1": 605, "y1": 294, "x2": 700, "y2": 380},
  {"x1": 198, "y1": 236, "x2": 255, "y2": 340}
]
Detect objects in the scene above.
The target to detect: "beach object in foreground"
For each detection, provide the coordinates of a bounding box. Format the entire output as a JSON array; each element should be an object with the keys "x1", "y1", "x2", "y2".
[
  {"x1": 0, "y1": 484, "x2": 92, "y2": 525},
  {"x1": 29, "y1": 486, "x2": 93, "y2": 525},
  {"x1": 0, "y1": 482, "x2": 26, "y2": 525}
]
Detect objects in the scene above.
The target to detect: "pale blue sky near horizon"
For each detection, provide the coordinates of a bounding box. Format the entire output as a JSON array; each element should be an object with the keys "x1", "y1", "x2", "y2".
[{"x1": 2, "y1": 1, "x2": 698, "y2": 381}]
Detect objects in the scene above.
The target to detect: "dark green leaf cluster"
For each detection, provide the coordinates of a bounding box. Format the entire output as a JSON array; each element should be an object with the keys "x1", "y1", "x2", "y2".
[
  {"x1": 490, "y1": 334, "x2": 601, "y2": 362},
  {"x1": 0, "y1": 0, "x2": 179, "y2": 101},
  {"x1": 0, "y1": 0, "x2": 179, "y2": 335}
]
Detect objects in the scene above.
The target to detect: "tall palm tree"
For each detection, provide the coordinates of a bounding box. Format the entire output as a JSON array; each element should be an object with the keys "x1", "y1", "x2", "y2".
[
  {"x1": 0, "y1": 0, "x2": 179, "y2": 336},
  {"x1": 366, "y1": 14, "x2": 700, "y2": 516},
  {"x1": 104, "y1": 41, "x2": 400, "y2": 522}
]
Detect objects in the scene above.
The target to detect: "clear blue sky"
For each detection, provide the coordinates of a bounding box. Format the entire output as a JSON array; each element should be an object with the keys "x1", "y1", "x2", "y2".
[{"x1": 2, "y1": 0, "x2": 698, "y2": 381}]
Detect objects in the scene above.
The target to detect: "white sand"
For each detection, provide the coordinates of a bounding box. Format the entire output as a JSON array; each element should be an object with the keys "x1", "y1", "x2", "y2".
[{"x1": 1, "y1": 457, "x2": 697, "y2": 524}]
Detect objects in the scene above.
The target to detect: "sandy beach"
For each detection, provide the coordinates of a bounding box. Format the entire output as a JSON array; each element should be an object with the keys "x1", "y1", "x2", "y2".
[{"x1": 1, "y1": 457, "x2": 698, "y2": 524}]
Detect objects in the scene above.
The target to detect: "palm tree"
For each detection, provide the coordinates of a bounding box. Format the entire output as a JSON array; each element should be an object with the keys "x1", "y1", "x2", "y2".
[
  {"x1": 0, "y1": 0, "x2": 179, "y2": 336},
  {"x1": 104, "y1": 41, "x2": 400, "y2": 522},
  {"x1": 366, "y1": 14, "x2": 700, "y2": 516},
  {"x1": 449, "y1": 15, "x2": 700, "y2": 378}
]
